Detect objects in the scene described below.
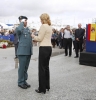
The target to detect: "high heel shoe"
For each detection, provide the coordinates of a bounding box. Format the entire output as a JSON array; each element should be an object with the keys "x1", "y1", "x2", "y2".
[
  {"x1": 46, "y1": 89, "x2": 50, "y2": 91},
  {"x1": 35, "y1": 89, "x2": 46, "y2": 94}
]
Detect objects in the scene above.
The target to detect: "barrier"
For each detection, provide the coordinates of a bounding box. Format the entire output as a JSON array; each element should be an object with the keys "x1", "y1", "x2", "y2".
[{"x1": 80, "y1": 24, "x2": 96, "y2": 67}]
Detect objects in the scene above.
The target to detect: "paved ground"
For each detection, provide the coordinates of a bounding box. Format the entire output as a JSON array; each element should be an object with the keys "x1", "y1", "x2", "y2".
[{"x1": 0, "y1": 46, "x2": 96, "y2": 100}]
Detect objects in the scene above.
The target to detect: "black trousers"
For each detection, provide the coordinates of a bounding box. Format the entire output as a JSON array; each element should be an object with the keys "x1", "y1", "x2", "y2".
[
  {"x1": 39, "y1": 46, "x2": 52, "y2": 92},
  {"x1": 51, "y1": 39, "x2": 55, "y2": 48},
  {"x1": 55, "y1": 39, "x2": 59, "y2": 46},
  {"x1": 63, "y1": 38, "x2": 65, "y2": 48},
  {"x1": 60, "y1": 39, "x2": 64, "y2": 48},
  {"x1": 15, "y1": 43, "x2": 18, "y2": 57},
  {"x1": 75, "y1": 41, "x2": 83, "y2": 57},
  {"x1": 64, "y1": 38, "x2": 72, "y2": 56},
  {"x1": 73, "y1": 41, "x2": 75, "y2": 49}
]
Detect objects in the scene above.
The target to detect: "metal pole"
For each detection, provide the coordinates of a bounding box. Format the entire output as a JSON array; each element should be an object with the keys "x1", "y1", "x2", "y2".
[{"x1": 14, "y1": 58, "x2": 19, "y2": 68}]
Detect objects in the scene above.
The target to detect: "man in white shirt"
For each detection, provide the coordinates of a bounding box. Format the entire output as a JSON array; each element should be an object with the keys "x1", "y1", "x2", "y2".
[{"x1": 64, "y1": 25, "x2": 72, "y2": 57}]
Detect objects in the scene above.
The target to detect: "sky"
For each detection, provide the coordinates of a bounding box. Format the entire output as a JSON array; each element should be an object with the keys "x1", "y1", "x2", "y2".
[{"x1": 0, "y1": 0, "x2": 96, "y2": 28}]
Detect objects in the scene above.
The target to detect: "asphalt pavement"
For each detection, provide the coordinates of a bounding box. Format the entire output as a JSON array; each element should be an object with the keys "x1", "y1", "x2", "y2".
[{"x1": 0, "y1": 46, "x2": 96, "y2": 100}]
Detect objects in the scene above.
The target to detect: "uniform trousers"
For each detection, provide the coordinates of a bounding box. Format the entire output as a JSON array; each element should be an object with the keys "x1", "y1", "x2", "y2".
[
  {"x1": 38, "y1": 46, "x2": 52, "y2": 92},
  {"x1": 18, "y1": 55, "x2": 31, "y2": 85}
]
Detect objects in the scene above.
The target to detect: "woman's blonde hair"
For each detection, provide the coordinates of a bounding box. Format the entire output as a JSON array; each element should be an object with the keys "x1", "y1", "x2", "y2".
[{"x1": 40, "y1": 13, "x2": 51, "y2": 26}]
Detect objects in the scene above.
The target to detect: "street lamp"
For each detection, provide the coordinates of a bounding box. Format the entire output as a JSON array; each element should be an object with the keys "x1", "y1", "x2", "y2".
[{"x1": 95, "y1": 18, "x2": 96, "y2": 24}]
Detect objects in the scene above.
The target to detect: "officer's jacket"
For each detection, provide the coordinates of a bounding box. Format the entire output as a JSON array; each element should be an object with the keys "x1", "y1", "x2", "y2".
[{"x1": 16, "y1": 22, "x2": 33, "y2": 55}]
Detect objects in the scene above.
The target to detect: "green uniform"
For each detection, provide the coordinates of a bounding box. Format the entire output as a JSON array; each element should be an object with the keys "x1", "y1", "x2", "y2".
[{"x1": 16, "y1": 22, "x2": 33, "y2": 85}]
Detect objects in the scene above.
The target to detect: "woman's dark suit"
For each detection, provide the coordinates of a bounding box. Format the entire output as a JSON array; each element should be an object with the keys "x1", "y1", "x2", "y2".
[{"x1": 34, "y1": 24, "x2": 52, "y2": 93}]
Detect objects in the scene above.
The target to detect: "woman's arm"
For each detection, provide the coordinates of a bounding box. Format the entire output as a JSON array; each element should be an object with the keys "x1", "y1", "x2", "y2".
[{"x1": 32, "y1": 25, "x2": 46, "y2": 42}]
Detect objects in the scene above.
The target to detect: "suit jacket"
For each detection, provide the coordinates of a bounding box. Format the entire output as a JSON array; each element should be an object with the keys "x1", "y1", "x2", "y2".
[
  {"x1": 75, "y1": 28, "x2": 85, "y2": 42},
  {"x1": 16, "y1": 22, "x2": 33, "y2": 55},
  {"x1": 51, "y1": 33, "x2": 57, "y2": 40},
  {"x1": 58, "y1": 32, "x2": 64, "y2": 41},
  {"x1": 34, "y1": 24, "x2": 52, "y2": 47},
  {"x1": 13, "y1": 27, "x2": 18, "y2": 44}
]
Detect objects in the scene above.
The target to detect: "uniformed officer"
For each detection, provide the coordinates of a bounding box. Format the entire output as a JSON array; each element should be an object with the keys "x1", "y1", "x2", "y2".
[{"x1": 16, "y1": 16, "x2": 33, "y2": 89}]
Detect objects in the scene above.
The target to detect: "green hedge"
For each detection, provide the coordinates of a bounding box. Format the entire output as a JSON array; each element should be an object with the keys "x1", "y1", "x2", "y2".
[{"x1": 0, "y1": 40, "x2": 14, "y2": 47}]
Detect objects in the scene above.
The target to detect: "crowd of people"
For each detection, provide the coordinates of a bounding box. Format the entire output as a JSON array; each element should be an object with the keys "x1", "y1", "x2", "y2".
[
  {"x1": 15, "y1": 14, "x2": 86, "y2": 94},
  {"x1": 0, "y1": 28, "x2": 39, "y2": 43},
  {"x1": 0, "y1": 13, "x2": 86, "y2": 95},
  {"x1": 0, "y1": 29, "x2": 15, "y2": 42},
  {"x1": 0, "y1": 29, "x2": 14, "y2": 36},
  {"x1": 0, "y1": 23, "x2": 86, "y2": 59},
  {"x1": 51, "y1": 24, "x2": 86, "y2": 58}
]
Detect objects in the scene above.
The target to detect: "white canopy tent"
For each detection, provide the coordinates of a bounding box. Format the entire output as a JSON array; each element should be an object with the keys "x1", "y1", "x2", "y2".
[
  {"x1": 0, "y1": 22, "x2": 9, "y2": 29},
  {"x1": 29, "y1": 23, "x2": 40, "y2": 31}
]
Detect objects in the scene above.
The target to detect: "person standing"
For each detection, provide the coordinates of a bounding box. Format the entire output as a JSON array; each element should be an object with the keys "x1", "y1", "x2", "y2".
[
  {"x1": 74, "y1": 23, "x2": 85, "y2": 58},
  {"x1": 51, "y1": 30, "x2": 56, "y2": 48},
  {"x1": 13, "y1": 28, "x2": 19, "y2": 59},
  {"x1": 64, "y1": 25, "x2": 72, "y2": 57},
  {"x1": 72, "y1": 28, "x2": 76, "y2": 50},
  {"x1": 58, "y1": 28, "x2": 64, "y2": 49},
  {"x1": 16, "y1": 16, "x2": 33, "y2": 89},
  {"x1": 32, "y1": 13, "x2": 52, "y2": 94}
]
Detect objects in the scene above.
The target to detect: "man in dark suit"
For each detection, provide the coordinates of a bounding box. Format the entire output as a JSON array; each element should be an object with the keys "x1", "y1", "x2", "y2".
[
  {"x1": 74, "y1": 23, "x2": 85, "y2": 58},
  {"x1": 58, "y1": 28, "x2": 64, "y2": 49},
  {"x1": 16, "y1": 16, "x2": 33, "y2": 89},
  {"x1": 13, "y1": 29, "x2": 19, "y2": 59}
]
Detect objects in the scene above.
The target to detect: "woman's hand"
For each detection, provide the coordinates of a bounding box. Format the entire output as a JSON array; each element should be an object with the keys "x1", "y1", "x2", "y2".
[{"x1": 31, "y1": 34, "x2": 35, "y2": 38}]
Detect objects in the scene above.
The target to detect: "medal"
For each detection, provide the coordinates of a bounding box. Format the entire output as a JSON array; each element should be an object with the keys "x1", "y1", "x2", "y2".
[{"x1": 25, "y1": 33, "x2": 27, "y2": 37}]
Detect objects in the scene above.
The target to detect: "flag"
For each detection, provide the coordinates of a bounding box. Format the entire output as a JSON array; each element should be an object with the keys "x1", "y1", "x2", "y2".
[{"x1": 87, "y1": 24, "x2": 96, "y2": 41}]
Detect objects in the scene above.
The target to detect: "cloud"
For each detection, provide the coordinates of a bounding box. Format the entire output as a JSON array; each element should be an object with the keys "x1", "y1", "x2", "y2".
[{"x1": 0, "y1": 0, "x2": 96, "y2": 26}]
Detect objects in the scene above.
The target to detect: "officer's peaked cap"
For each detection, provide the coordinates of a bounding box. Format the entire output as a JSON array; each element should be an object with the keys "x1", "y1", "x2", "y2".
[{"x1": 18, "y1": 16, "x2": 28, "y2": 20}]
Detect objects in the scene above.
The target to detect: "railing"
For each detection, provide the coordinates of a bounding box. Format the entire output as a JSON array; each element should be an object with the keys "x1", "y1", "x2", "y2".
[{"x1": 0, "y1": 34, "x2": 14, "y2": 42}]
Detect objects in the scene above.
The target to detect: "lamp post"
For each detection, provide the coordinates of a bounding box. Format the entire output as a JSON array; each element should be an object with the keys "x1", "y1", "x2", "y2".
[
  {"x1": 95, "y1": 18, "x2": 96, "y2": 24},
  {"x1": 92, "y1": 18, "x2": 96, "y2": 24}
]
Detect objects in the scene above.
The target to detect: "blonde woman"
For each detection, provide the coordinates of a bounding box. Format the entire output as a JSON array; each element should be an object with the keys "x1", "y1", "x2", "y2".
[{"x1": 32, "y1": 13, "x2": 52, "y2": 94}]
